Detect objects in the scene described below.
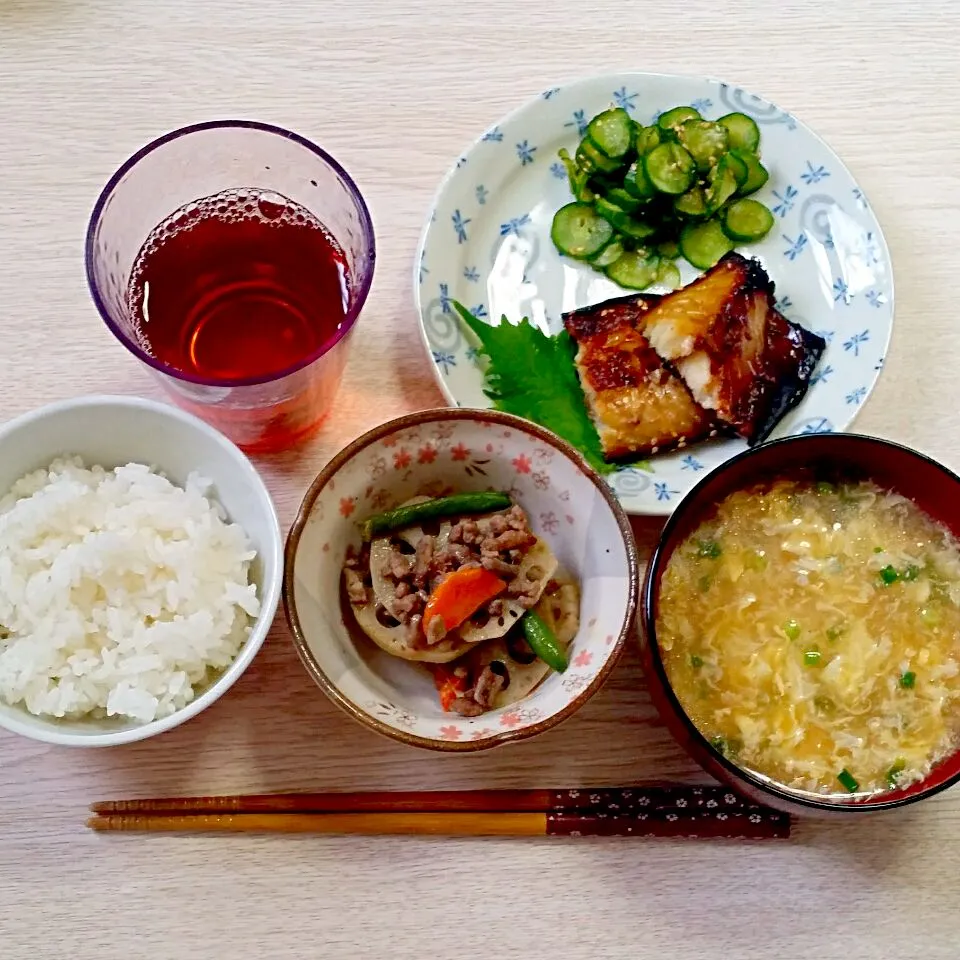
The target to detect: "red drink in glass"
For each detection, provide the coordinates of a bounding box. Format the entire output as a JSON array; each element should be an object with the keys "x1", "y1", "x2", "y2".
[{"x1": 86, "y1": 122, "x2": 375, "y2": 452}]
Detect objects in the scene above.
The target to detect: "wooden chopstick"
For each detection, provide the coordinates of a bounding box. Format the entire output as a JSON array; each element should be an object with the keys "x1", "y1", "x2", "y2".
[
  {"x1": 86, "y1": 809, "x2": 789, "y2": 839},
  {"x1": 90, "y1": 785, "x2": 760, "y2": 816},
  {"x1": 87, "y1": 786, "x2": 790, "y2": 839}
]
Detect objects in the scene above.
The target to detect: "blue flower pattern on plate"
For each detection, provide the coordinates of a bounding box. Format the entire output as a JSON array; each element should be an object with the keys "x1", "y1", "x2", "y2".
[
  {"x1": 565, "y1": 110, "x2": 589, "y2": 135},
  {"x1": 810, "y1": 364, "x2": 833, "y2": 385},
  {"x1": 468, "y1": 304, "x2": 487, "y2": 319},
  {"x1": 800, "y1": 161, "x2": 830, "y2": 184},
  {"x1": 516, "y1": 141, "x2": 537, "y2": 165},
  {"x1": 438, "y1": 282, "x2": 452, "y2": 314},
  {"x1": 500, "y1": 214, "x2": 532, "y2": 237},
  {"x1": 783, "y1": 234, "x2": 808, "y2": 260},
  {"x1": 771, "y1": 185, "x2": 798, "y2": 217},
  {"x1": 843, "y1": 330, "x2": 870, "y2": 356},
  {"x1": 612, "y1": 87, "x2": 638, "y2": 112},
  {"x1": 654, "y1": 482, "x2": 677, "y2": 502},
  {"x1": 432, "y1": 351, "x2": 456, "y2": 374},
  {"x1": 415, "y1": 72, "x2": 894, "y2": 516},
  {"x1": 452, "y1": 210, "x2": 471, "y2": 243},
  {"x1": 833, "y1": 278, "x2": 852, "y2": 304}
]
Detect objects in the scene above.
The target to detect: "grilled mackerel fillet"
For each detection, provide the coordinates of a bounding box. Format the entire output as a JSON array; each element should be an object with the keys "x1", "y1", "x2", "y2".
[
  {"x1": 563, "y1": 294, "x2": 718, "y2": 461},
  {"x1": 638, "y1": 253, "x2": 825, "y2": 444}
]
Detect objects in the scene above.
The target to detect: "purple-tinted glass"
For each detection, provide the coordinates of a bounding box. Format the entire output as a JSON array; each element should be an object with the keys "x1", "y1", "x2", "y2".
[{"x1": 85, "y1": 120, "x2": 375, "y2": 451}]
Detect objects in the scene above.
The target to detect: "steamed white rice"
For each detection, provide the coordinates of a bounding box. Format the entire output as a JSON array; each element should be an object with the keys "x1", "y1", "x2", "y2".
[{"x1": 0, "y1": 457, "x2": 260, "y2": 723}]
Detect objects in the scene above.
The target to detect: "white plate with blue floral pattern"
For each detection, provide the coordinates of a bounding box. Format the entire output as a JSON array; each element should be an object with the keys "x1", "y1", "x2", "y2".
[{"x1": 414, "y1": 72, "x2": 894, "y2": 515}]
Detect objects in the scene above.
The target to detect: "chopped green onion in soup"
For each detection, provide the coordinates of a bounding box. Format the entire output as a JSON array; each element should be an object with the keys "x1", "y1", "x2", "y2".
[{"x1": 657, "y1": 476, "x2": 960, "y2": 796}]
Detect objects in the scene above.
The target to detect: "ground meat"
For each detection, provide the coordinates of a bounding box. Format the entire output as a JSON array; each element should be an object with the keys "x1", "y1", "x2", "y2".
[
  {"x1": 405, "y1": 614, "x2": 423, "y2": 645},
  {"x1": 431, "y1": 542, "x2": 475, "y2": 576},
  {"x1": 412, "y1": 536, "x2": 434, "y2": 588},
  {"x1": 424, "y1": 615, "x2": 447, "y2": 645},
  {"x1": 481, "y1": 555, "x2": 519, "y2": 578},
  {"x1": 344, "y1": 543, "x2": 370, "y2": 570},
  {"x1": 453, "y1": 518, "x2": 482, "y2": 546},
  {"x1": 488, "y1": 599, "x2": 505, "y2": 617},
  {"x1": 472, "y1": 665, "x2": 505, "y2": 707},
  {"x1": 393, "y1": 593, "x2": 423, "y2": 619},
  {"x1": 388, "y1": 548, "x2": 414, "y2": 579},
  {"x1": 486, "y1": 513, "x2": 509, "y2": 536},
  {"x1": 506, "y1": 504, "x2": 528, "y2": 531},
  {"x1": 344, "y1": 568, "x2": 367, "y2": 604},
  {"x1": 506, "y1": 579, "x2": 540, "y2": 607},
  {"x1": 395, "y1": 581, "x2": 411, "y2": 599},
  {"x1": 481, "y1": 529, "x2": 536, "y2": 555},
  {"x1": 449, "y1": 697, "x2": 485, "y2": 717}
]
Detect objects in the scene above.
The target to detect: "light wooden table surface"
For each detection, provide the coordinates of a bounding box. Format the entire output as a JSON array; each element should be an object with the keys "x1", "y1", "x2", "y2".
[{"x1": 1, "y1": 1, "x2": 959, "y2": 957}]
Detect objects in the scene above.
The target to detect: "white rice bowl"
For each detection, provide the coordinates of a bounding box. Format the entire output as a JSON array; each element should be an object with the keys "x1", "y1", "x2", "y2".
[{"x1": 0, "y1": 456, "x2": 260, "y2": 724}]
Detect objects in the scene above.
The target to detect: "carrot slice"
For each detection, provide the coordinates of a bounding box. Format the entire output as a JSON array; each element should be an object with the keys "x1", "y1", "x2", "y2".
[
  {"x1": 423, "y1": 567, "x2": 507, "y2": 638},
  {"x1": 431, "y1": 665, "x2": 469, "y2": 712}
]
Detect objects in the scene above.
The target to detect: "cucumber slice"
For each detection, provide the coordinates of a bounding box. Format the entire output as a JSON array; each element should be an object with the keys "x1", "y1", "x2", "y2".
[
  {"x1": 633, "y1": 123, "x2": 662, "y2": 155},
  {"x1": 721, "y1": 198, "x2": 775, "y2": 242},
  {"x1": 557, "y1": 148, "x2": 595, "y2": 202},
  {"x1": 678, "y1": 120, "x2": 729, "y2": 172},
  {"x1": 656, "y1": 238, "x2": 681, "y2": 260},
  {"x1": 656, "y1": 260, "x2": 682, "y2": 290},
  {"x1": 731, "y1": 149, "x2": 769, "y2": 195},
  {"x1": 618, "y1": 216, "x2": 658, "y2": 241},
  {"x1": 680, "y1": 219, "x2": 735, "y2": 270},
  {"x1": 725, "y1": 152, "x2": 749, "y2": 189},
  {"x1": 594, "y1": 196, "x2": 632, "y2": 229},
  {"x1": 606, "y1": 250, "x2": 661, "y2": 290},
  {"x1": 604, "y1": 186, "x2": 642, "y2": 213},
  {"x1": 705, "y1": 155, "x2": 740, "y2": 213},
  {"x1": 623, "y1": 160, "x2": 657, "y2": 201},
  {"x1": 718, "y1": 112, "x2": 761, "y2": 153},
  {"x1": 586, "y1": 108, "x2": 634, "y2": 159},
  {"x1": 576, "y1": 139, "x2": 622, "y2": 174},
  {"x1": 588, "y1": 239, "x2": 626, "y2": 268},
  {"x1": 673, "y1": 185, "x2": 709, "y2": 219},
  {"x1": 644, "y1": 143, "x2": 696, "y2": 195},
  {"x1": 551, "y1": 202, "x2": 615, "y2": 259},
  {"x1": 657, "y1": 106, "x2": 701, "y2": 139}
]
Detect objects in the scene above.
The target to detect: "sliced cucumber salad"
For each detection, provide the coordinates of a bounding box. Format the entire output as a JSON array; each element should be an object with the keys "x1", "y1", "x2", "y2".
[{"x1": 550, "y1": 105, "x2": 775, "y2": 290}]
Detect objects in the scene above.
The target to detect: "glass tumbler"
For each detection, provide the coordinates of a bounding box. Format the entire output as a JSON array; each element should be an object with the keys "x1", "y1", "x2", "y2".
[{"x1": 85, "y1": 120, "x2": 376, "y2": 453}]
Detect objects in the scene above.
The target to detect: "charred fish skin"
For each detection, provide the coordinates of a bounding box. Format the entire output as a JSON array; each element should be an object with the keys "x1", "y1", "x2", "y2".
[
  {"x1": 747, "y1": 315, "x2": 826, "y2": 446},
  {"x1": 562, "y1": 295, "x2": 718, "y2": 461}
]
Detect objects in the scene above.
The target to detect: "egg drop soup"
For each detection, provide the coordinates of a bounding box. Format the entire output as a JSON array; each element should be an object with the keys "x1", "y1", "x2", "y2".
[{"x1": 657, "y1": 476, "x2": 960, "y2": 797}]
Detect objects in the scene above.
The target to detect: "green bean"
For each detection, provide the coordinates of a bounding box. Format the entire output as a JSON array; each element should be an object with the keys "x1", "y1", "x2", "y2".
[
  {"x1": 359, "y1": 491, "x2": 512, "y2": 541},
  {"x1": 521, "y1": 610, "x2": 569, "y2": 674}
]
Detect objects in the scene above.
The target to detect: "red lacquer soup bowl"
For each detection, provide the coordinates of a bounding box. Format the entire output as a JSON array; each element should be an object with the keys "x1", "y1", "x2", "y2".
[{"x1": 640, "y1": 433, "x2": 960, "y2": 817}]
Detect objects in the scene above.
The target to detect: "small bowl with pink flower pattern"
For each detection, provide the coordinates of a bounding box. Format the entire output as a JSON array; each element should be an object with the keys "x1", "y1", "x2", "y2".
[{"x1": 283, "y1": 408, "x2": 638, "y2": 751}]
